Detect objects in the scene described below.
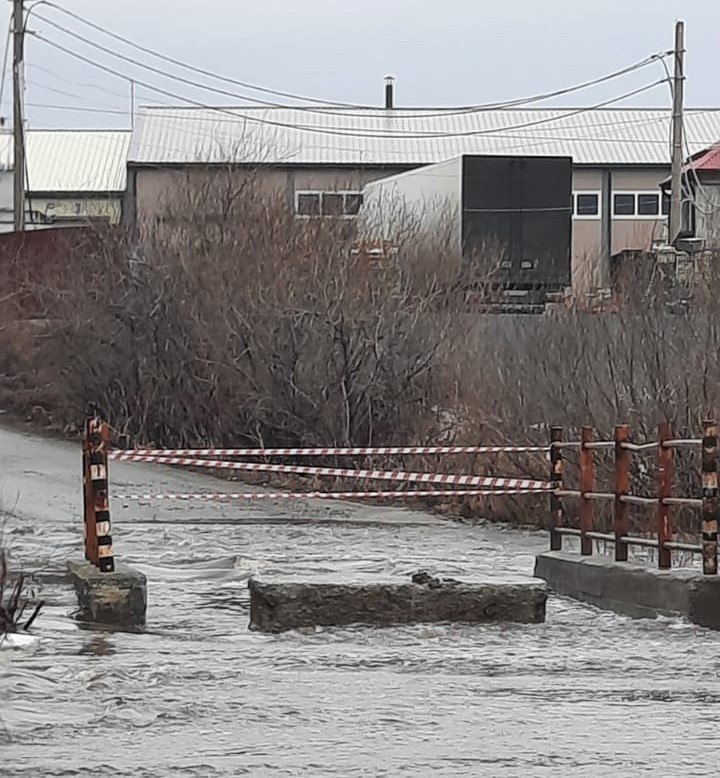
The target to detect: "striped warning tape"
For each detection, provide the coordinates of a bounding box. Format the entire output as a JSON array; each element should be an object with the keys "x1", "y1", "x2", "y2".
[
  {"x1": 109, "y1": 444, "x2": 548, "y2": 458},
  {"x1": 113, "y1": 487, "x2": 550, "y2": 501},
  {"x1": 107, "y1": 452, "x2": 552, "y2": 491}
]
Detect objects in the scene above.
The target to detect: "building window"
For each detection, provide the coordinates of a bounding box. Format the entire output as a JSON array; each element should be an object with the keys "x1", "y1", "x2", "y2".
[
  {"x1": 297, "y1": 192, "x2": 321, "y2": 216},
  {"x1": 344, "y1": 193, "x2": 363, "y2": 216},
  {"x1": 637, "y1": 193, "x2": 660, "y2": 216},
  {"x1": 612, "y1": 191, "x2": 666, "y2": 219},
  {"x1": 295, "y1": 190, "x2": 364, "y2": 218},
  {"x1": 572, "y1": 191, "x2": 600, "y2": 219},
  {"x1": 322, "y1": 192, "x2": 344, "y2": 216},
  {"x1": 613, "y1": 193, "x2": 636, "y2": 216}
]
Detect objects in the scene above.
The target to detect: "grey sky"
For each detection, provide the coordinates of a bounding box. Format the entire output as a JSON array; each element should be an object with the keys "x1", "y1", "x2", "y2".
[{"x1": 0, "y1": 0, "x2": 717, "y2": 129}]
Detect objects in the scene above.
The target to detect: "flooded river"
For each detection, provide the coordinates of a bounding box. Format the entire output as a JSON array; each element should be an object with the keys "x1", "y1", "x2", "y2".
[{"x1": 2, "y1": 426, "x2": 720, "y2": 776}]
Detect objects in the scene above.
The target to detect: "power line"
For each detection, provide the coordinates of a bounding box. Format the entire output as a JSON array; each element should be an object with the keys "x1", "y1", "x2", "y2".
[
  {"x1": 0, "y1": 16, "x2": 10, "y2": 123},
  {"x1": 653, "y1": 37, "x2": 712, "y2": 224},
  {"x1": 27, "y1": 61, "x2": 131, "y2": 101},
  {"x1": 138, "y1": 98, "x2": 680, "y2": 141},
  {"x1": 32, "y1": 13, "x2": 324, "y2": 110},
  {"x1": 11, "y1": 100, "x2": 129, "y2": 114},
  {"x1": 38, "y1": 2, "x2": 356, "y2": 108},
  {"x1": 33, "y1": 7, "x2": 671, "y2": 119},
  {"x1": 26, "y1": 78, "x2": 127, "y2": 111},
  {"x1": 29, "y1": 32, "x2": 670, "y2": 141}
]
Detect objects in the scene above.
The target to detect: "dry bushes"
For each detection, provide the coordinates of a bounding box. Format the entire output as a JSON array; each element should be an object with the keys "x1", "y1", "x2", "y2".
[
  {"x1": 20, "y1": 180, "x2": 476, "y2": 449},
  {"x1": 2, "y1": 175, "x2": 719, "y2": 529},
  {"x1": 439, "y1": 252, "x2": 720, "y2": 529},
  {"x1": 0, "y1": 550, "x2": 42, "y2": 637}
]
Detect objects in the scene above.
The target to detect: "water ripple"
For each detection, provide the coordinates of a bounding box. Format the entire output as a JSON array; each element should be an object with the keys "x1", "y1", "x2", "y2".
[{"x1": 3, "y1": 519, "x2": 720, "y2": 776}]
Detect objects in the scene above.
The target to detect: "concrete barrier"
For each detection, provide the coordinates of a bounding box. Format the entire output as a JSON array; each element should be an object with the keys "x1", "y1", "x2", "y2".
[
  {"x1": 67, "y1": 560, "x2": 147, "y2": 627},
  {"x1": 535, "y1": 551, "x2": 720, "y2": 630},
  {"x1": 248, "y1": 572, "x2": 547, "y2": 632}
]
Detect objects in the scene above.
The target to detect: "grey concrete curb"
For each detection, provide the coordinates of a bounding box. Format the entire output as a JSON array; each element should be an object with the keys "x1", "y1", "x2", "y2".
[
  {"x1": 535, "y1": 551, "x2": 720, "y2": 629},
  {"x1": 67, "y1": 560, "x2": 147, "y2": 627},
  {"x1": 248, "y1": 574, "x2": 547, "y2": 632}
]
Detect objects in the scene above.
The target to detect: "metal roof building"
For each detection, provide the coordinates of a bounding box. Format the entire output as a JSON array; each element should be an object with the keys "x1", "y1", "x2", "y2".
[
  {"x1": 0, "y1": 130, "x2": 131, "y2": 231},
  {"x1": 129, "y1": 106, "x2": 720, "y2": 167},
  {"x1": 126, "y1": 106, "x2": 720, "y2": 296},
  {"x1": 0, "y1": 130, "x2": 130, "y2": 192}
]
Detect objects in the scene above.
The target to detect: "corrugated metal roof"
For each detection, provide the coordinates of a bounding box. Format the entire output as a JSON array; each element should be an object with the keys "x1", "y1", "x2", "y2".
[
  {"x1": 128, "y1": 107, "x2": 720, "y2": 167},
  {"x1": 0, "y1": 130, "x2": 130, "y2": 192},
  {"x1": 690, "y1": 144, "x2": 720, "y2": 172}
]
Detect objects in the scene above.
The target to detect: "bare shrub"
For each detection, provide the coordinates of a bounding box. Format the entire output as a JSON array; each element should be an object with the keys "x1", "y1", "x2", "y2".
[
  {"x1": 21, "y1": 178, "x2": 478, "y2": 450},
  {"x1": 2, "y1": 172, "x2": 719, "y2": 534},
  {"x1": 0, "y1": 550, "x2": 42, "y2": 638}
]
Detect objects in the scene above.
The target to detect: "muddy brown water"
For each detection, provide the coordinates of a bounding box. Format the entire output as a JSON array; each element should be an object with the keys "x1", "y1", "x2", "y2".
[{"x1": 2, "y1": 426, "x2": 720, "y2": 776}]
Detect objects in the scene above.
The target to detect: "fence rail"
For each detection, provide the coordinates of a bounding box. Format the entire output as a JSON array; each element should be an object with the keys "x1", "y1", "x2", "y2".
[
  {"x1": 82, "y1": 406, "x2": 718, "y2": 576},
  {"x1": 548, "y1": 420, "x2": 718, "y2": 575}
]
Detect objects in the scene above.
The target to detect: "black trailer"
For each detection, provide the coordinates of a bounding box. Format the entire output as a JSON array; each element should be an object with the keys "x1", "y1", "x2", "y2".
[{"x1": 359, "y1": 154, "x2": 572, "y2": 308}]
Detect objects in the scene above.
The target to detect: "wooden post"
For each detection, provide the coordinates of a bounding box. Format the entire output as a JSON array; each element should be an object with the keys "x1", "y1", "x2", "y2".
[
  {"x1": 701, "y1": 419, "x2": 718, "y2": 575},
  {"x1": 82, "y1": 419, "x2": 96, "y2": 564},
  {"x1": 657, "y1": 421, "x2": 673, "y2": 569},
  {"x1": 579, "y1": 425, "x2": 594, "y2": 556},
  {"x1": 614, "y1": 424, "x2": 630, "y2": 562},
  {"x1": 549, "y1": 427, "x2": 564, "y2": 551},
  {"x1": 84, "y1": 406, "x2": 115, "y2": 572}
]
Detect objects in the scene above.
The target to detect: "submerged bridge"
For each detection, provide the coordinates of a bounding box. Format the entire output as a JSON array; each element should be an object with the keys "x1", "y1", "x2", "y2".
[{"x1": 75, "y1": 408, "x2": 720, "y2": 630}]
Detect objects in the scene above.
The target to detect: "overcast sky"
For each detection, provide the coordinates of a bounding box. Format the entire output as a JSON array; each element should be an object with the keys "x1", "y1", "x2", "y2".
[{"x1": 0, "y1": 0, "x2": 717, "y2": 129}]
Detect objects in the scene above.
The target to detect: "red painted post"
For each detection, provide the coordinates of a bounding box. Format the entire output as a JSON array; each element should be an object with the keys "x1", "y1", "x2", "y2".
[
  {"x1": 657, "y1": 422, "x2": 673, "y2": 569},
  {"x1": 614, "y1": 424, "x2": 630, "y2": 562},
  {"x1": 84, "y1": 406, "x2": 115, "y2": 572},
  {"x1": 701, "y1": 419, "x2": 718, "y2": 575},
  {"x1": 579, "y1": 426, "x2": 594, "y2": 556},
  {"x1": 549, "y1": 426, "x2": 564, "y2": 551},
  {"x1": 82, "y1": 417, "x2": 96, "y2": 564}
]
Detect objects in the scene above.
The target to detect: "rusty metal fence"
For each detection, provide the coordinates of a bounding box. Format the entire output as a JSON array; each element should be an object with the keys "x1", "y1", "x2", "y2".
[
  {"x1": 81, "y1": 404, "x2": 719, "y2": 577},
  {"x1": 548, "y1": 421, "x2": 719, "y2": 575}
]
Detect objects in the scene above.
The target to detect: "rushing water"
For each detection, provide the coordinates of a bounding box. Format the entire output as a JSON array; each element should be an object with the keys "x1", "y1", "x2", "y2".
[{"x1": 2, "y1": 514, "x2": 720, "y2": 777}]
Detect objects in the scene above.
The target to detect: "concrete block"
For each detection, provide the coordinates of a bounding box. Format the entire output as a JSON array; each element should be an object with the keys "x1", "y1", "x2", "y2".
[
  {"x1": 248, "y1": 572, "x2": 546, "y2": 632},
  {"x1": 534, "y1": 551, "x2": 720, "y2": 629},
  {"x1": 67, "y1": 560, "x2": 147, "y2": 628}
]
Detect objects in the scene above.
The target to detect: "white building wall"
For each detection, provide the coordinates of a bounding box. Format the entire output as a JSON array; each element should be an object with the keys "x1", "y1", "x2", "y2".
[{"x1": 0, "y1": 169, "x2": 13, "y2": 232}]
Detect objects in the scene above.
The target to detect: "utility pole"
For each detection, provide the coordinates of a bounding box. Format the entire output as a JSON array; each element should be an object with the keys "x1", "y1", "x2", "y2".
[
  {"x1": 668, "y1": 19, "x2": 685, "y2": 246},
  {"x1": 12, "y1": 0, "x2": 25, "y2": 232},
  {"x1": 130, "y1": 79, "x2": 135, "y2": 129}
]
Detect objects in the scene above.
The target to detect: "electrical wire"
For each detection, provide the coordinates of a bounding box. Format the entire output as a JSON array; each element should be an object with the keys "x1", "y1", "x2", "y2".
[
  {"x1": 127, "y1": 103, "x2": 676, "y2": 133},
  {"x1": 29, "y1": 33, "x2": 671, "y2": 141},
  {"x1": 37, "y1": 2, "x2": 671, "y2": 116},
  {"x1": 26, "y1": 79, "x2": 127, "y2": 111},
  {"x1": 682, "y1": 137, "x2": 718, "y2": 217},
  {"x1": 27, "y1": 61, "x2": 132, "y2": 101},
  {"x1": 32, "y1": 13, "x2": 672, "y2": 131},
  {"x1": 26, "y1": 101, "x2": 128, "y2": 114},
  {"x1": 655, "y1": 52, "x2": 715, "y2": 219},
  {"x1": 36, "y1": 3, "x2": 356, "y2": 108},
  {"x1": 0, "y1": 16, "x2": 11, "y2": 124}
]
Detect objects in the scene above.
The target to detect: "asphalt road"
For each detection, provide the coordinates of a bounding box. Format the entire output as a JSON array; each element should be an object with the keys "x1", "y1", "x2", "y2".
[{"x1": 0, "y1": 422, "x2": 447, "y2": 533}]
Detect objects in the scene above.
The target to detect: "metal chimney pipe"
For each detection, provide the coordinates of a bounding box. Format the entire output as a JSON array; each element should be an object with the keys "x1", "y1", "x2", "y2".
[{"x1": 384, "y1": 76, "x2": 395, "y2": 109}]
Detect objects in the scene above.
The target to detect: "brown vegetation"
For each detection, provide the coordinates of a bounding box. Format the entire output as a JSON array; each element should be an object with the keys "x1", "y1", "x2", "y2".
[
  {"x1": 0, "y1": 550, "x2": 42, "y2": 637},
  {"x1": 0, "y1": 177, "x2": 718, "y2": 531}
]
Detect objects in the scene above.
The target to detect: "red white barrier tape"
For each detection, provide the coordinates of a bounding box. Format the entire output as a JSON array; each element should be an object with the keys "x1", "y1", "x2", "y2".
[
  {"x1": 113, "y1": 488, "x2": 550, "y2": 502},
  {"x1": 108, "y1": 453, "x2": 553, "y2": 491},
  {"x1": 109, "y1": 444, "x2": 548, "y2": 458}
]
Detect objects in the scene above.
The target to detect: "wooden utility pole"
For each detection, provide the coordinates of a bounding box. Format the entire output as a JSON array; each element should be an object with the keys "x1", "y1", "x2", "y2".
[
  {"x1": 12, "y1": 0, "x2": 25, "y2": 232},
  {"x1": 668, "y1": 20, "x2": 685, "y2": 246},
  {"x1": 130, "y1": 79, "x2": 135, "y2": 129}
]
